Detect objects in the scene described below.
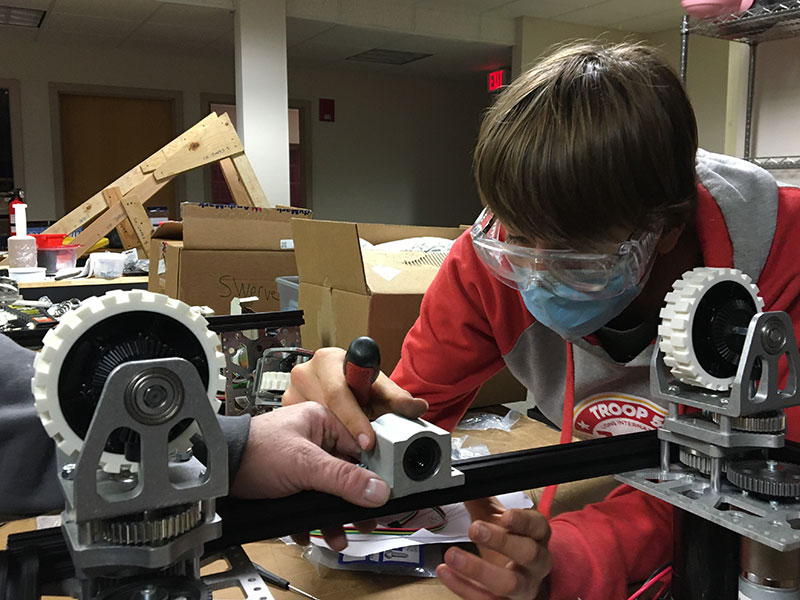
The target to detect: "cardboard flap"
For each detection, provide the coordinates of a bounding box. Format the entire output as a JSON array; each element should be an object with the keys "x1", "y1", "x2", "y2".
[
  {"x1": 292, "y1": 218, "x2": 368, "y2": 294},
  {"x1": 152, "y1": 221, "x2": 183, "y2": 240},
  {"x1": 357, "y1": 222, "x2": 462, "y2": 244},
  {"x1": 181, "y1": 203, "x2": 311, "y2": 251},
  {"x1": 361, "y1": 251, "x2": 445, "y2": 294}
]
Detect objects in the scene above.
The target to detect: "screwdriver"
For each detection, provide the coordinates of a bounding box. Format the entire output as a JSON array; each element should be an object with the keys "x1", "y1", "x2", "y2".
[
  {"x1": 343, "y1": 336, "x2": 381, "y2": 406},
  {"x1": 252, "y1": 561, "x2": 320, "y2": 600}
]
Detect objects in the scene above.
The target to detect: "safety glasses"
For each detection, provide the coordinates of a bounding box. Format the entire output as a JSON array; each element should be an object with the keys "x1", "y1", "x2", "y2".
[{"x1": 470, "y1": 207, "x2": 661, "y2": 300}]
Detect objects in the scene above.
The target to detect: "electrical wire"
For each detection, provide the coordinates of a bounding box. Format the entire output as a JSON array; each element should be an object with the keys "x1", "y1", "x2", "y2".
[
  {"x1": 626, "y1": 565, "x2": 672, "y2": 600},
  {"x1": 309, "y1": 506, "x2": 448, "y2": 537}
]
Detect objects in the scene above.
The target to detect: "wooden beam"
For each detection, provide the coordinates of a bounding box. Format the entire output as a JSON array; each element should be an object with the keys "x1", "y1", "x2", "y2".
[
  {"x1": 120, "y1": 193, "x2": 153, "y2": 259},
  {"x1": 218, "y1": 157, "x2": 253, "y2": 207},
  {"x1": 103, "y1": 187, "x2": 139, "y2": 250},
  {"x1": 153, "y1": 113, "x2": 243, "y2": 181},
  {"x1": 231, "y1": 152, "x2": 271, "y2": 208},
  {"x1": 44, "y1": 113, "x2": 219, "y2": 235},
  {"x1": 140, "y1": 112, "x2": 219, "y2": 174},
  {"x1": 72, "y1": 202, "x2": 126, "y2": 257}
]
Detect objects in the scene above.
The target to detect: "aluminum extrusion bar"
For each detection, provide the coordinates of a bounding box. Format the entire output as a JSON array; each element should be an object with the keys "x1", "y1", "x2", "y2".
[
  {"x1": 2, "y1": 430, "x2": 661, "y2": 586},
  {"x1": 208, "y1": 430, "x2": 662, "y2": 552}
]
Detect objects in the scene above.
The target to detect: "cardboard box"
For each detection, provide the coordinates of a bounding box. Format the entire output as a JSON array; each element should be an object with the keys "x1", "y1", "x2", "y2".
[
  {"x1": 148, "y1": 204, "x2": 309, "y2": 314},
  {"x1": 292, "y1": 218, "x2": 527, "y2": 407}
]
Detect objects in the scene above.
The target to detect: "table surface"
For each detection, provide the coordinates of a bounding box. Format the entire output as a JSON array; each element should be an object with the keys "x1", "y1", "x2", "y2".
[
  {"x1": 1, "y1": 409, "x2": 620, "y2": 599},
  {"x1": 18, "y1": 275, "x2": 148, "y2": 288}
]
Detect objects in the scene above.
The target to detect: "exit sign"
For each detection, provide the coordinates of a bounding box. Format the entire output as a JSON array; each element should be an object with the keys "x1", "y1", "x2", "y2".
[{"x1": 488, "y1": 69, "x2": 506, "y2": 92}]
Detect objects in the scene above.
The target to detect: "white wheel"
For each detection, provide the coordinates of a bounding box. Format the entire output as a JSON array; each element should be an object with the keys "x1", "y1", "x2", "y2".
[
  {"x1": 659, "y1": 267, "x2": 764, "y2": 391},
  {"x1": 32, "y1": 290, "x2": 225, "y2": 473}
]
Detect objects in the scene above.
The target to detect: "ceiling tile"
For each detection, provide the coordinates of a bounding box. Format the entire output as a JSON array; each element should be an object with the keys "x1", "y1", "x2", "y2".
[
  {"x1": 36, "y1": 29, "x2": 120, "y2": 47},
  {"x1": 148, "y1": 3, "x2": 232, "y2": 31},
  {"x1": 41, "y1": 11, "x2": 139, "y2": 38},
  {"x1": 50, "y1": 0, "x2": 161, "y2": 21},
  {"x1": 413, "y1": 0, "x2": 514, "y2": 14},
  {"x1": 558, "y1": 0, "x2": 678, "y2": 28},
  {"x1": 415, "y1": 6, "x2": 481, "y2": 39},
  {"x1": 288, "y1": 40, "x2": 370, "y2": 63},
  {"x1": 0, "y1": 0, "x2": 49, "y2": 9},
  {"x1": 286, "y1": 17, "x2": 336, "y2": 46},
  {"x1": 127, "y1": 21, "x2": 214, "y2": 46},
  {"x1": 286, "y1": 0, "x2": 342, "y2": 22},
  {"x1": 485, "y1": 0, "x2": 608, "y2": 20},
  {"x1": 340, "y1": 0, "x2": 415, "y2": 31},
  {"x1": 309, "y1": 24, "x2": 410, "y2": 47},
  {"x1": 616, "y1": 6, "x2": 685, "y2": 33}
]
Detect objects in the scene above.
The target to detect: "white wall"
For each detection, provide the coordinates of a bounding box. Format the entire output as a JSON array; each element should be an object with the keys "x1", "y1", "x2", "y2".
[
  {"x1": 646, "y1": 29, "x2": 731, "y2": 154},
  {"x1": 0, "y1": 33, "x2": 235, "y2": 221},
  {"x1": 288, "y1": 68, "x2": 489, "y2": 227},
  {"x1": 751, "y1": 37, "x2": 800, "y2": 159}
]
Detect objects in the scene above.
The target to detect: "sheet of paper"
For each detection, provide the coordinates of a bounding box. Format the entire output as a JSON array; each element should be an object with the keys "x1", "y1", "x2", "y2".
[{"x1": 296, "y1": 491, "x2": 533, "y2": 558}]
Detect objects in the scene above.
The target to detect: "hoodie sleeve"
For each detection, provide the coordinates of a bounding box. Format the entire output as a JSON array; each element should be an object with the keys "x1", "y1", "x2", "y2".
[
  {"x1": 391, "y1": 232, "x2": 534, "y2": 431},
  {"x1": 545, "y1": 485, "x2": 673, "y2": 600},
  {"x1": 0, "y1": 334, "x2": 62, "y2": 520}
]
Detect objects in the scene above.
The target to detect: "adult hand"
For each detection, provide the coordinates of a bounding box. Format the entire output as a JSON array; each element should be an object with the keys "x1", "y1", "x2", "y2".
[
  {"x1": 283, "y1": 347, "x2": 428, "y2": 451},
  {"x1": 437, "y1": 497, "x2": 552, "y2": 600},
  {"x1": 230, "y1": 403, "x2": 391, "y2": 551}
]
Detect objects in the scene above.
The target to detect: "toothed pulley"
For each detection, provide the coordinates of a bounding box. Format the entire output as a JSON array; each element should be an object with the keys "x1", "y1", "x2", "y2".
[
  {"x1": 659, "y1": 267, "x2": 764, "y2": 391},
  {"x1": 32, "y1": 290, "x2": 225, "y2": 473},
  {"x1": 727, "y1": 460, "x2": 800, "y2": 497}
]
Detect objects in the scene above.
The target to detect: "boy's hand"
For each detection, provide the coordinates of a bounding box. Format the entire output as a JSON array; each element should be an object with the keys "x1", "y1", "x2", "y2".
[
  {"x1": 282, "y1": 347, "x2": 428, "y2": 450},
  {"x1": 437, "y1": 497, "x2": 552, "y2": 600}
]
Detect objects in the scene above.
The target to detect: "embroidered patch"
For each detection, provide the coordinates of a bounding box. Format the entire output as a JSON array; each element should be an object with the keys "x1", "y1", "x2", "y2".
[{"x1": 573, "y1": 393, "x2": 666, "y2": 438}]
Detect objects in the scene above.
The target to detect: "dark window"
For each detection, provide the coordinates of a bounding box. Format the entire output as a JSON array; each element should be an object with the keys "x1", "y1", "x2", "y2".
[{"x1": 0, "y1": 88, "x2": 13, "y2": 193}]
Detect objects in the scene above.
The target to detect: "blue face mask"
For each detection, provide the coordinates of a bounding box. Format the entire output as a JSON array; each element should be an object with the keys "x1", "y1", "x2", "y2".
[{"x1": 520, "y1": 276, "x2": 646, "y2": 341}]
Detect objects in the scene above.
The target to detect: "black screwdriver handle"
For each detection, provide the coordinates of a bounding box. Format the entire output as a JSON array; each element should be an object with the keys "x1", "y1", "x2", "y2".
[{"x1": 344, "y1": 336, "x2": 381, "y2": 406}]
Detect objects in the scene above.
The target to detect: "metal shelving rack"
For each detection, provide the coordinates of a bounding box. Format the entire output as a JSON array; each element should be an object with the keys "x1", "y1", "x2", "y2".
[{"x1": 680, "y1": 0, "x2": 800, "y2": 169}]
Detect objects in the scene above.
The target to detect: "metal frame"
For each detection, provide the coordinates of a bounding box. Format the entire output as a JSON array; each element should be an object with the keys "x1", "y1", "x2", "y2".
[{"x1": 680, "y1": 2, "x2": 800, "y2": 168}]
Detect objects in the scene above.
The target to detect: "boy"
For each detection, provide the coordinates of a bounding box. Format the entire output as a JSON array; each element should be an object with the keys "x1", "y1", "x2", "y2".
[{"x1": 286, "y1": 41, "x2": 800, "y2": 598}]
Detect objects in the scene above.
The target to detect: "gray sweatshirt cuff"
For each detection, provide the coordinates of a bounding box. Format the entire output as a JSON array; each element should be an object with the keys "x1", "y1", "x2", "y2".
[{"x1": 217, "y1": 414, "x2": 252, "y2": 484}]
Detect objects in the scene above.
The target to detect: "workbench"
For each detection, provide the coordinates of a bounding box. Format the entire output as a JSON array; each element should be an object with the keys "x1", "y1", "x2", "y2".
[
  {"x1": 19, "y1": 275, "x2": 148, "y2": 303},
  {"x1": 1, "y1": 407, "x2": 620, "y2": 599}
]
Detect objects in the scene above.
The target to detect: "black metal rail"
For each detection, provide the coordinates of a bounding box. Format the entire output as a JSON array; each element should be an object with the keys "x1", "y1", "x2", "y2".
[
  {"x1": 210, "y1": 430, "x2": 662, "y2": 551},
  {"x1": 1, "y1": 430, "x2": 662, "y2": 594}
]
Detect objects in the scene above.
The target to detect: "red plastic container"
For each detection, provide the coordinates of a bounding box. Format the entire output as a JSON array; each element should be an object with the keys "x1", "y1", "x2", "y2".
[{"x1": 32, "y1": 233, "x2": 68, "y2": 248}]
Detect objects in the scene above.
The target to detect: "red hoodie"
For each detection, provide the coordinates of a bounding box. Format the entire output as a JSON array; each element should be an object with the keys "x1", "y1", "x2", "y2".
[{"x1": 391, "y1": 150, "x2": 800, "y2": 599}]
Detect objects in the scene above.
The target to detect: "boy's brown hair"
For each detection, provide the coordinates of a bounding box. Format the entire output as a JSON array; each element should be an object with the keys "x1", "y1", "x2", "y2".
[{"x1": 474, "y1": 41, "x2": 698, "y2": 249}]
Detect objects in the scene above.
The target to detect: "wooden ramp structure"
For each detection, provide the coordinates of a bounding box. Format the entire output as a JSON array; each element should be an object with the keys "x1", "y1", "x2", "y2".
[{"x1": 3, "y1": 112, "x2": 269, "y2": 265}]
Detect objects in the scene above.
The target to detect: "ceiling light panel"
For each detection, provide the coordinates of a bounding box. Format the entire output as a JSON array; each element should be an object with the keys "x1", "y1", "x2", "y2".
[{"x1": 0, "y1": 5, "x2": 45, "y2": 27}]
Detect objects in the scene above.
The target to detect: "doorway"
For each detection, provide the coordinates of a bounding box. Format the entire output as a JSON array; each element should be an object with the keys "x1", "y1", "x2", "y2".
[{"x1": 58, "y1": 92, "x2": 178, "y2": 218}]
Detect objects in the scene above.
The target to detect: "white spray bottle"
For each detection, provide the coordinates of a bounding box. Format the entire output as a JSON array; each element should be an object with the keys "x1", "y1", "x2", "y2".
[{"x1": 7, "y1": 203, "x2": 38, "y2": 268}]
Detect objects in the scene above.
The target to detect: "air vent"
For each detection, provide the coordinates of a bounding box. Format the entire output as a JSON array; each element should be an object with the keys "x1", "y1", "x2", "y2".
[
  {"x1": 0, "y1": 5, "x2": 45, "y2": 28},
  {"x1": 346, "y1": 48, "x2": 433, "y2": 65}
]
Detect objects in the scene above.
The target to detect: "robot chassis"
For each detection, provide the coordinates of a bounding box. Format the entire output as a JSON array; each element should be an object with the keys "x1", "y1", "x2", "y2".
[{"x1": 3, "y1": 267, "x2": 800, "y2": 599}]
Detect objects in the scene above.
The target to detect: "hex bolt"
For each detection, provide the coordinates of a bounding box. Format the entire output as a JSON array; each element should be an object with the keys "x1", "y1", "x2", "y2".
[{"x1": 61, "y1": 463, "x2": 76, "y2": 480}]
